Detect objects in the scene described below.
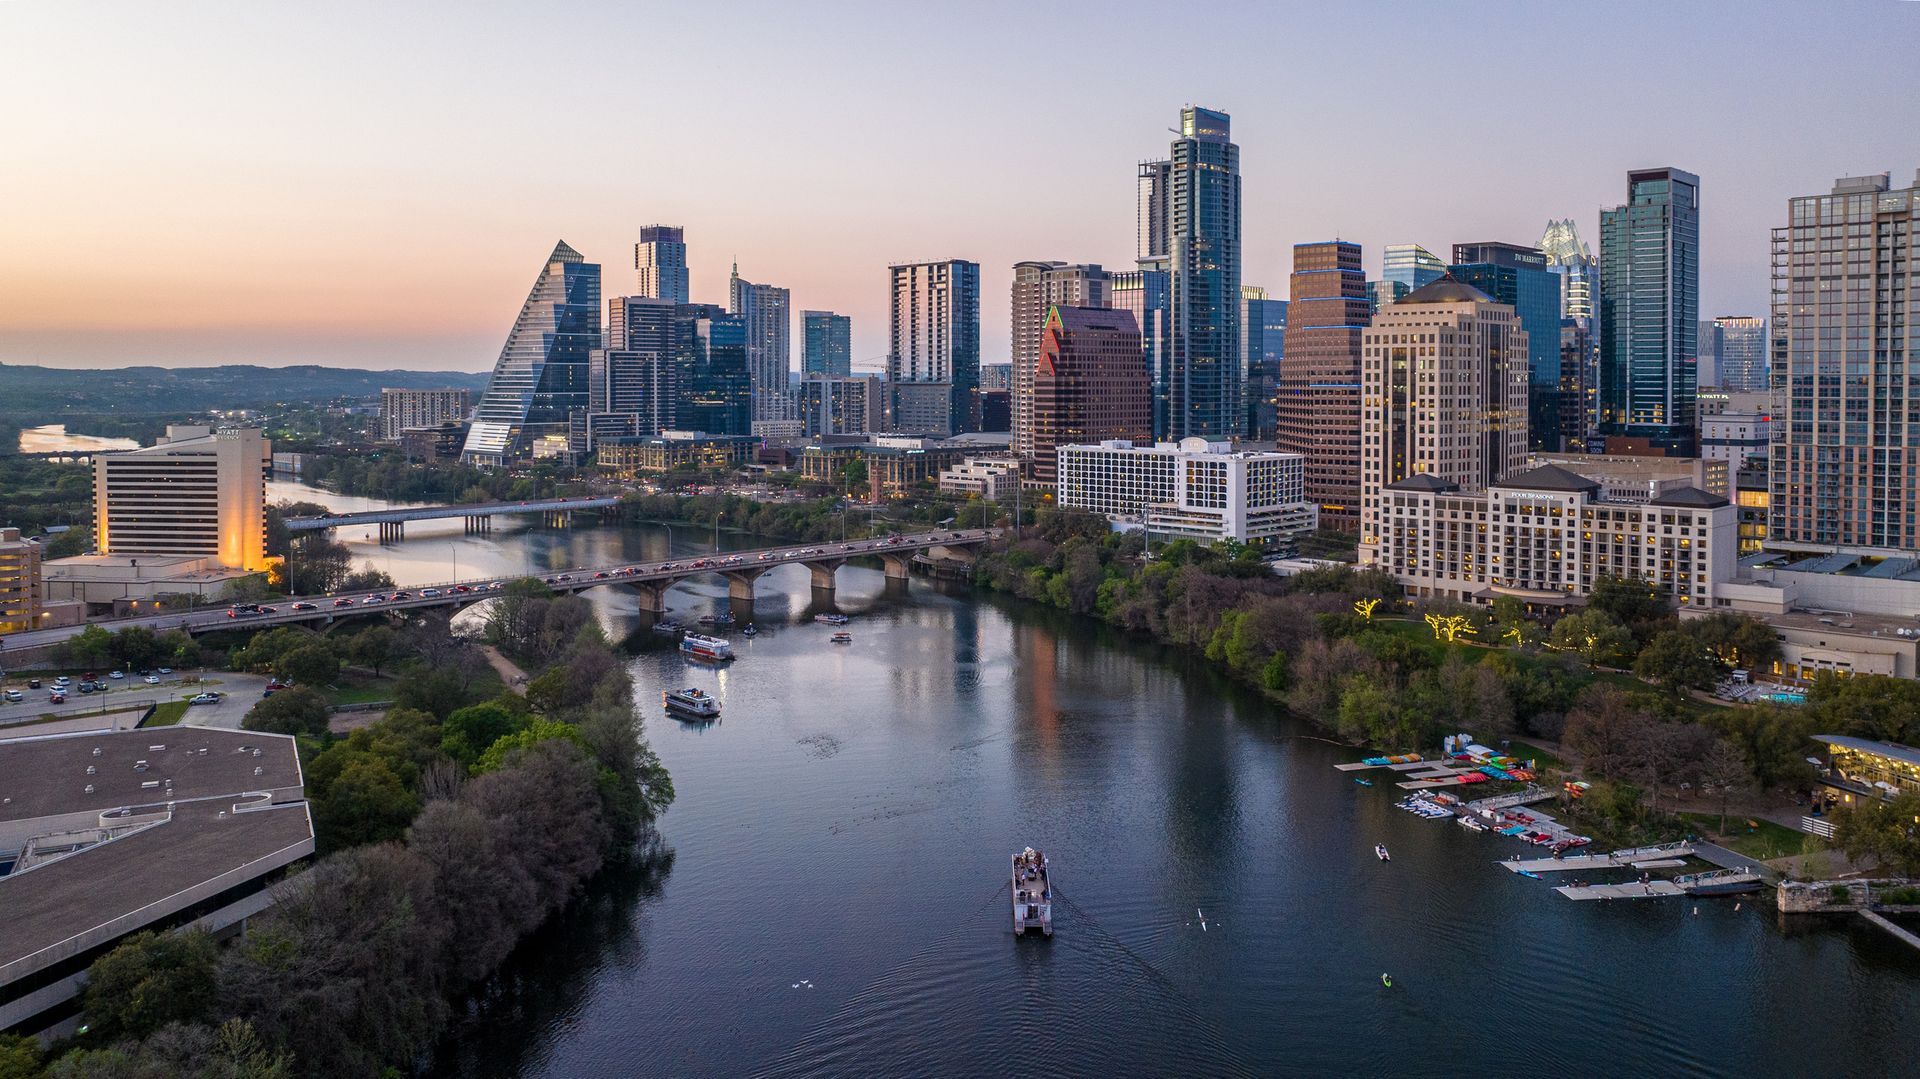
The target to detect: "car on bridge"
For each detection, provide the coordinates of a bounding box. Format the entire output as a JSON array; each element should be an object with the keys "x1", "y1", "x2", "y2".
[
  {"x1": 332, "y1": 598, "x2": 355, "y2": 607},
  {"x1": 290, "y1": 602, "x2": 317, "y2": 611}
]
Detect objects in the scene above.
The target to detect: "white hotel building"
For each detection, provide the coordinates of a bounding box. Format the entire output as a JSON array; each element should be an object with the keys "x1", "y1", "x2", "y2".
[
  {"x1": 1374, "y1": 464, "x2": 1736, "y2": 608},
  {"x1": 1056, "y1": 438, "x2": 1317, "y2": 546}
]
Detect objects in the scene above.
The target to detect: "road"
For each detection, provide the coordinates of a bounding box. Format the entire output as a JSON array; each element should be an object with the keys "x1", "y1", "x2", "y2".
[{"x1": 0, "y1": 529, "x2": 1000, "y2": 653}]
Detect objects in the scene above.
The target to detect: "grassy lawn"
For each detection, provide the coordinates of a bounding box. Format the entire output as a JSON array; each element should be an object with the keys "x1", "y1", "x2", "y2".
[
  {"x1": 144, "y1": 701, "x2": 191, "y2": 727},
  {"x1": 1677, "y1": 812, "x2": 1808, "y2": 860},
  {"x1": 324, "y1": 673, "x2": 399, "y2": 707},
  {"x1": 1508, "y1": 740, "x2": 1566, "y2": 772}
]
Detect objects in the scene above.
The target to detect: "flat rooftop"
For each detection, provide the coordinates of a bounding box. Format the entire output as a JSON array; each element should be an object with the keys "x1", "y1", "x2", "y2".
[
  {"x1": 1753, "y1": 607, "x2": 1920, "y2": 641},
  {"x1": 0, "y1": 727, "x2": 303, "y2": 830},
  {"x1": 0, "y1": 799, "x2": 313, "y2": 977}
]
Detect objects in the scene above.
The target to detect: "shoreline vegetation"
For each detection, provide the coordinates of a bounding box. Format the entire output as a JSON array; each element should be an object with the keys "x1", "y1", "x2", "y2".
[
  {"x1": 3, "y1": 591, "x2": 672, "y2": 1079},
  {"x1": 967, "y1": 508, "x2": 1920, "y2": 872}
]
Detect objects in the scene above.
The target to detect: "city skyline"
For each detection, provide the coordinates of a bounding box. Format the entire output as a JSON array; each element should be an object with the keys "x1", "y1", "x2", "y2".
[{"x1": 2, "y1": 2, "x2": 1915, "y2": 373}]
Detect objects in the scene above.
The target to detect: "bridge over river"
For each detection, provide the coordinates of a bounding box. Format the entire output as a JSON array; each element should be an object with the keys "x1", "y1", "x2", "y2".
[
  {"x1": 283, "y1": 496, "x2": 623, "y2": 539},
  {"x1": 0, "y1": 530, "x2": 999, "y2": 659}
]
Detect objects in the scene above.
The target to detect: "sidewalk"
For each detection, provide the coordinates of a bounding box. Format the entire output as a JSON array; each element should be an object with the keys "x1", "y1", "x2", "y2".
[{"x1": 479, "y1": 645, "x2": 529, "y2": 695}]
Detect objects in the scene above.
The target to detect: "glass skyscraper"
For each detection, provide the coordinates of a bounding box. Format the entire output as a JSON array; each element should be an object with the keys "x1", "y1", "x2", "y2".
[
  {"x1": 802, "y1": 310, "x2": 852, "y2": 377},
  {"x1": 1710, "y1": 315, "x2": 1767, "y2": 392},
  {"x1": 728, "y1": 264, "x2": 792, "y2": 422},
  {"x1": 1381, "y1": 244, "x2": 1446, "y2": 292},
  {"x1": 673, "y1": 304, "x2": 752, "y2": 437},
  {"x1": 1451, "y1": 242, "x2": 1560, "y2": 451},
  {"x1": 463, "y1": 240, "x2": 601, "y2": 465},
  {"x1": 1138, "y1": 106, "x2": 1242, "y2": 439},
  {"x1": 1241, "y1": 287, "x2": 1287, "y2": 440},
  {"x1": 1538, "y1": 219, "x2": 1596, "y2": 321},
  {"x1": 634, "y1": 225, "x2": 689, "y2": 303},
  {"x1": 1770, "y1": 170, "x2": 1919, "y2": 551},
  {"x1": 1598, "y1": 167, "x2": 1701, "y2": 456}
]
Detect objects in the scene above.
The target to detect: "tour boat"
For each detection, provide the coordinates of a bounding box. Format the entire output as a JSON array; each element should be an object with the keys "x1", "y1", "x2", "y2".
[
  {"x1": 1012, "y1": 847, "x2": 1053, "y2": 937},
  {"x1": 814, "y1": 613, "x2": 849, "y2": 625},
  {"x1": 1375, "y1": 845, "x2": 1391, "y2": 862},
  {"x1": 830, "y1": 631, "x2": 853, "y2": 644},
  {"x1": 680, "y1": 633, "x2": 734, "y2": 661},
  {"x1": 663, "y1": 687, "x2": 721, "y2": 718}
]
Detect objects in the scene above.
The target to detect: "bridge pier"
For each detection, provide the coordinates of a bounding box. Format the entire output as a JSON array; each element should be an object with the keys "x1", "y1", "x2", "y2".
[
  {"x1": 629, "y1": 580, "x2": 669, "y2": 615},
  {"x1": 801, "y1": 558, "x2": 847, "y2": 592},
  {"x1": 721, "y1": 567, "x2": 769, "y2": 603},
  {"x1": 541, "y1": 509, "x2": 574, "y2": 528},
  {"x1": 378, "y1": 521, "x2": 405, "y2": 542},
  {"x1": 879, "y1": 552, "x2": 913, "y2": 581},
  {"x1": 464, "y1": 515, "x2": 492, "y2": 535}
]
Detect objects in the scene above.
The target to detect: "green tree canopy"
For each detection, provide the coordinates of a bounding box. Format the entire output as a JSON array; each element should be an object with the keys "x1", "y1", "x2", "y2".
[
  {"x1": 241, "y1": 687, "x2": 330, "y2": 738},
  {"x1": 80, "y1": 930, "x2": 219, "y2": 1042}
]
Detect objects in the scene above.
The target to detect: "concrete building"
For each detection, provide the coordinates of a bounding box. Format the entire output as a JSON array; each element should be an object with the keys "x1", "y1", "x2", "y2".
[
  {"x1": 802, "y1": 310, "x2": 852, "y2": 377},
  {"x1": 1011, "y1": 262, "x2": 1109, "y2": 459},
  {"x1": 1279, "y1": 240, "x2": 1370, "y2": 531},
  {"x1": 1373, "y1": 465, "x2": 1736, "y2": 609},
  {"x1": 1056, "y1": 438, "x2": 1316, "y2": 546},
  {"x1": 1521, "y1": 452, "x2": 1729, "y2": 502},
  {"x1": 798, "y1": 436, "x2": 969, "y2": 500},
  {"x1": 0, "y1": 528, "x2": 41, "y2": 636},
  {"x1": 1734, "y1": 464, "x2": 1768, "y2": 557},
  {"x1": 1359, "y1": 277, "x2": 1529, "y2": 564},
  {"x1": 796, "y1": 375, "x2": 886, "y2": 437},
  {"x1": 1028, "y1": 306, "x2": 1150, "y2": 487},
  {"x1": 398, "y1": 422, "x2": 467, "y2": 462},
  {"x1": 980, "y1": 363, "x2": 1012, "y2": 392},
  {"x1": 1599, "y1": 168, "x2": 1702, "y2": 456},
  {"x1": 1770, "y1": 170, "x2": 1920, "y2": 553},
  {"x1": 464, "y1": 241, "x2": 602, "y2": 464},
  {"x1": 633, "y1": 224, "x2": 689, "y2": 303},
  {"x1": 1701, "y1": 411, "x2": 1771, "y2": 467},
  {"x1": 729, "y1": 264, "x2": 792, "y2": 423},
  {"x1": 0, "y1": 727, "x2": 313, "y2": 1037},
  {"x1": 379, "y1": 388, "x2": 469, "y2": 441},
  {"x1": 888, "y1": 259, "x2": 981, "y2": 436},
  {"x1": 938, "y1": 456, "x2": 1021, "y2": 502},
  {"x1": 93, "y1": 425, "x2": 269, "y2": 572},
  {"x1": 596, "y1": 431, "x2": 760, "y2": 478}
]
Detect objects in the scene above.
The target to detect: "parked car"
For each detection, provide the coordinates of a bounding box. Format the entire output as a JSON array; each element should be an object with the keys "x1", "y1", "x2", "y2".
[
  {"x1": 78, "y1": 682, "x2": 96, "y2": 693},
  {"x1": 3, "y1": 690, "x2": 22, "y2": 702},
  {"x1": 49, "y1": 692, "x2": 65, "y2": 704},
  {"x1": 27, "y1": 678, "x2": 40, "y2": 689},
  {"x1": 156, "y1": 667, "x2": 172, "y2": 675},
  {"x1": 108, "y1": 670, "x2": 126, "y2": 679},
  {"x1": 189, "y1": 692, "x2": 222, "y2": 705},
  {"x1": 143, "y1": 675, "x2": 161, "y2": 685}
]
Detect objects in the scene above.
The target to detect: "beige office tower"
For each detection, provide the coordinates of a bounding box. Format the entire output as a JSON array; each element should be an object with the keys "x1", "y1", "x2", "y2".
[
  {"x1": 1360, "y1": 277, "x2": 1529, "y2": 563},
  {"x1": 94, "y1": 425, "x2": 271, "y2": 571},
  {"x1": 1010, "y1": 261, "x2": 1109, "y2": 458}
]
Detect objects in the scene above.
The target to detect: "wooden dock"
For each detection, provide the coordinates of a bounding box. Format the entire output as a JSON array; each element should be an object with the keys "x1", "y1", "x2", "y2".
[
  {"x1": 1501, "y1": 843, "x2": 1696, "y2": 874},
  {"x1": 1556, "y1": 880, "x2": 1686, "y2": 901}
]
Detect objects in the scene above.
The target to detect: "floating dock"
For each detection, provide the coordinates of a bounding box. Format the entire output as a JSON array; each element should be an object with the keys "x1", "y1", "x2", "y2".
[
  {"x1": 1556, "y1": 880, "x2": 1685, "y2": 901},
  {"x1": 1501, "y1": 843, "x2": 1696, "y2": 874}
]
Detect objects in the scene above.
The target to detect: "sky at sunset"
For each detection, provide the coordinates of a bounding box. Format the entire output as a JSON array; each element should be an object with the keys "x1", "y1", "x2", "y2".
[{"x1": 3, "y1": 0, "x2": 1916, "y2": 373}]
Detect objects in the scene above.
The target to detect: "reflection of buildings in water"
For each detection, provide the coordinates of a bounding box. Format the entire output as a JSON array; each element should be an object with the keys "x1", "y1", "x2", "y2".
[{"x1": 1013, "y1": 619, "x2": 1060, "y2": 752}]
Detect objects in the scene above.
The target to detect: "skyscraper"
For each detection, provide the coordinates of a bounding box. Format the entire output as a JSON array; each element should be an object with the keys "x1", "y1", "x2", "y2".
[
  {"x1": 1538, "y1": 219, "x2": 1596, "y2": 320},
  {"x1": 1241, "y1": 286, "x2": 1287, "y2": 440},
  {"x1": 1011, "y1": 261, "x2": 1110, "y2": 458},
  {"x1": 1359, "y1": 275, "x2": 1530, "y2": 562},
  {"x1": 1450, "y1": 242, "x2": 1561, "y2": 451},
  {"x1": 1138, "y1": 106, "x2": 1242, "y2": 440},
  {"x1": 587, "y1": 295, "x2": 678, "y2": 438},
  {"x1": 802, "y1": 310, "x2": 852, "y2": 377},
  {"x1": 1711, "y1": 315, "x2": 1767, "y2": 392},
  {"x1": 728, "y1": 264, "x2": 792, "y2": 422},
  {"x1": 634, "y1": 225, "x2": 689, "y2": 303},
  {"x1": 887, "y1": 259, "x2": 980, "y2": 436},
  {"x1": 1381, "y1": 244, "x2": 1445, "y2": 290},
  {"x1": 673, "y1": 304, "x2": 751, "y2": 436},
  {"x1": 1109, "y1": 268, "x2": 1172, "y2": 436},
  {"x1": 464, "y1": 241, "x2": 602, "y2": 465},
  {"x1": 1598, "y1": 167, "x2": 1701, "y2": 455},
  {"x1": 1029, "y1": 305, "x2": 1149, "y2": 486},
  {"x1": 1770, "y1": 170, "x2": 1919, "y2": 551},
  {"x1": 1278, "y1": 240, "x2": 1369, "y2": 531}
]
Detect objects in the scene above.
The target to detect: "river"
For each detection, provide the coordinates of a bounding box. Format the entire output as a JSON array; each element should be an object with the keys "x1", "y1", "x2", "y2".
[{"x1": 272, "y1": 481, "x2": 1920, "y2": 1077}]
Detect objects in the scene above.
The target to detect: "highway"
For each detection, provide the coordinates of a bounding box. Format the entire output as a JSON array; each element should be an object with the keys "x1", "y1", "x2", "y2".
[{"x1": 0, "y1": 529, "x2": 999, "y2": 653}]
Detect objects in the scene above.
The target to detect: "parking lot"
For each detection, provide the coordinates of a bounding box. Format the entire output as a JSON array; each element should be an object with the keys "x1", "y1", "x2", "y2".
[{"x1": 0, "y1": 671, "x2": 272, "y2": 733}]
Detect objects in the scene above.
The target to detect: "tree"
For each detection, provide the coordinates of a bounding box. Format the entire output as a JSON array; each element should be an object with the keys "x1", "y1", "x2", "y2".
[
  {"x1": 231, "y1": 627, "x2": 317, "y2": 674},
  {"x1": 241, "y1": 687, "x2": 330, "y2": 737},
  {"x1": 1633, "y1": 629, "x2": 1724, "y2": 694},
  {"x1": 80, "y1": 930, "x2": 219, "y2": 1042},
  {"x1": 344, "y1": 625, "x2": 395, "y2": 676},
  {"x1": 474, "y1": 719, "x2": 587, "y2": 774},
  {"x1": 1548, "y1": 609, "x2": 1634, "y2": 667},
  {"x1": 312, "y1": 756, "x2": 420, "y2": 849},
  {"x1": 1682, "y1": 611, "x2": 1781, "y2": 671},
  {"x1": 1832, "y1": 791, "x2": 1920, "y2": 877},
  {"x1": 107, "y1": 626, "x2": 165, "y2": 670},
  {"x1": 1586, "y1": 574, "x2": 1670, "y2": 631},
  {"x1": 440, "y1": 701, "x2": 527, "y2": 768},
  {"x1": 1803, "y1": 673, "x2": 1920, "y2": 745},
  {"x1": 1697, "y1": 737, "x2": 1754, "y2": 835},
  {"x1": 58, "y1": 624, "x2": 114, "y2": 668},
  {"x1": 1562, "y1": 685, "x2": 1652, "y2": 779},
  {"x1": 273, "y1": 643, "x2": 339, "y2": 689}
]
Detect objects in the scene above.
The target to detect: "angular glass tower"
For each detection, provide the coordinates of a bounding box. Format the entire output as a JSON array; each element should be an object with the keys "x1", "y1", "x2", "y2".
[
  {"x1": 1598, "y1": 167, "x2": 1700, "y2": 456},
  {"x1": 1381, "y1": 244, "x2": 1445, "y2": 292},
  {"x1": 1139, "y1": 106, "x2": 1242, "y2": 439},
  {"x1": 463, "y1": 241, "x2": 602, "y2": 465}
]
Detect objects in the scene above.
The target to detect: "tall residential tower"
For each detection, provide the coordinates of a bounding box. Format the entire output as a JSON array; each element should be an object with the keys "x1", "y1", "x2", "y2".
[
  {"x1": 728, "y1": 263, "x2": 793, "y2": 422},
  {"x1": 888, "y1": 259, "x2": 981, "y2": 436},
  {"x1": 1011, "y1": 261, "x2": 1110, "y2": 459},
  {"x1": 802, "y1": 310, "x2": 852, "y2": 377},
  {"x1": 1598, "y1": 168, "x2": 1701, "y2": 455}
]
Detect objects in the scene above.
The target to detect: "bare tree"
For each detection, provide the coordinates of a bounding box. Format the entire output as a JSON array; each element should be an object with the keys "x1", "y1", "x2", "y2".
[{"x1": 1697, "y1": 737, "x2": 1755, "y2": 836}]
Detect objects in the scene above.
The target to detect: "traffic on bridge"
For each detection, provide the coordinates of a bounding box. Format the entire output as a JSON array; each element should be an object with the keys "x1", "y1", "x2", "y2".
[{"x1": 0, "y1": 530, "x2": 1001, "y2": 653}]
